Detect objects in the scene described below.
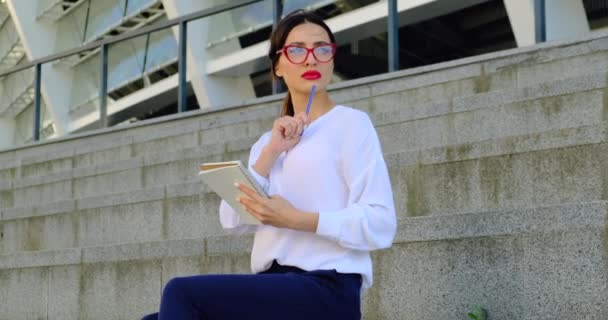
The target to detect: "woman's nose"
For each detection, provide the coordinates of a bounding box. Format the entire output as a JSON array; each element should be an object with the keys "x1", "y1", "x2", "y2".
[{"x1": 304, "y1": 52, "x2": 318, "y2": 66}]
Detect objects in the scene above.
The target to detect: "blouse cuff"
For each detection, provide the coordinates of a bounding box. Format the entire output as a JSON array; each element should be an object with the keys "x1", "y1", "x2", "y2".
[
  {"x1": 315, "y1": 210, "x2": 345, "y2": 242},
  {"x1": 248, "y1": 167, "x2": 270, "y2": 192}
]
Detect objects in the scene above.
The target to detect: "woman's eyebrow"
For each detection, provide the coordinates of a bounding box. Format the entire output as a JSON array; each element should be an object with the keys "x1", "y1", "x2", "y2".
[{"x1": 286, "y1": 41, "x2": 331, "y2": 46}]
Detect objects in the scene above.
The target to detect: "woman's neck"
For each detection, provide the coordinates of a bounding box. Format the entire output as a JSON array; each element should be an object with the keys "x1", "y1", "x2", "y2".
[{"x1": 290, "y1": 90, "x2": 334, "y2": 121}]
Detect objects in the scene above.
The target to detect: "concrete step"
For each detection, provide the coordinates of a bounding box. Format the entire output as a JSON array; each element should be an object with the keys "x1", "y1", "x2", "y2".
[
  {"x1": 375, "y1": 71, "x2": 608, "y2": 154},
  {"x1": 6, "y1": 68, "x2": 606, "y2": 210},
  {"x1": 4, "y1": 118, "x2": 606, "y2": 213},
  {"x1": 0, "y1": 201, "x2": 605, "y2": 319},
  {"x1": 3, "y1": 121, "x2": 606, "y2": 254},
  {"x1": 7, "y1": 105, "x2": 276, "y2": 180},
  {"x1": 365, "y1": 201, "x2": 608, "y2": 320},
  {"x1": 386, "y1": 121, "x2": 608, "y2": 217},
  {"x1": 7, "y1": 36, "x2": 608, "y2": 183},
  {"x1": 4, "y1": 137, "x2": 254, "y2": 208},
  {"x1": 0, "y1": 181, "x2": 226, "y2": 254}
]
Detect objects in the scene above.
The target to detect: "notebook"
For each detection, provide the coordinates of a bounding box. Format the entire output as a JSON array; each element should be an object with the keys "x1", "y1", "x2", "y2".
[{"x1": 198, "y1": 160, "x2": 269, "y2": 225}]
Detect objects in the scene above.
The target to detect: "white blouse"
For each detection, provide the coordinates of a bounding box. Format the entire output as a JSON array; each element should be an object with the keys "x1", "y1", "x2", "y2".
[{"x1": 219, "y1": 105, "x2": 397, "y2": 293}]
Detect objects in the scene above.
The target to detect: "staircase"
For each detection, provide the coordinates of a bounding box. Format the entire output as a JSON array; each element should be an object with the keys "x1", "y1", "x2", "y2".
[{"x1": 1, "y1": 29, "x2": 608, "y2": 319}]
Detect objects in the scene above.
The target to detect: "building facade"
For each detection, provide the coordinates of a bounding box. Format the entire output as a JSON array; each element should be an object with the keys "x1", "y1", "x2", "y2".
[{"x1": 0, "y1": 0, "x2": 605, "y2": 149}]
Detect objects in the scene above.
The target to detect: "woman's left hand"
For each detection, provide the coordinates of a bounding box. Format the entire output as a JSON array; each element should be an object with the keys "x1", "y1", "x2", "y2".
[{"x1": 236, "y1": 183, "x2": 298, "y2": 229}]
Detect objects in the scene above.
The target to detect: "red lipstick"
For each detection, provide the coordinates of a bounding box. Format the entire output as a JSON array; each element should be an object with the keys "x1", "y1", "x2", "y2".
[{"x1": 301, "y1": 70, "x2": 321, "y2": 80}]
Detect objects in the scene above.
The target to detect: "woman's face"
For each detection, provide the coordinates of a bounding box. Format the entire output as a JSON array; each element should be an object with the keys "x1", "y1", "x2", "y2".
[{"x1": 274, "y1": 22, "x2": 334, "y2": 95}]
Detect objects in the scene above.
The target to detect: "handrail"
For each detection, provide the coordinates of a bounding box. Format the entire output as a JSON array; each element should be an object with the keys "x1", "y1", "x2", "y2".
[
  {"x1": 0, "y1": 0, "x2": 263, "y2": 78},
  {"x1": 0, "y1": 0, "x2": 265, "y2": 142},
  {"x1": 0, "y1": 0, "x2": 548, "y2": 144}
]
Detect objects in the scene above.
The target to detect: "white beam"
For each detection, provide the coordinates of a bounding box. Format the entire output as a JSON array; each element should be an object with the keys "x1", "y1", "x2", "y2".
[
  {"x1": 161, "y1": 0, "x2": 256, "y2": 111},
  {"x1": 6, "y1": 0, "x2": 72, "y2": 135},
  {"x1": 504, "y1": 0, "x2": 536, "y2": 47}
]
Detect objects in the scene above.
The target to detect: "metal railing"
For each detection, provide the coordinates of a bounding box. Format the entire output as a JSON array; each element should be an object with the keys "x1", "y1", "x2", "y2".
[
  {"x1": 0, "y1": 0, "x2": 547, "y2": 143},
  {"x1": 0, "y1": 0, "x2": 267, "y2": 142}
]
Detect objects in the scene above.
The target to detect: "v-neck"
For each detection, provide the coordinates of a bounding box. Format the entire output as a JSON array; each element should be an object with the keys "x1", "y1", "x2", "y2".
[{"x1": 305, "y1": 105, "x2": 342, "y2": 132}]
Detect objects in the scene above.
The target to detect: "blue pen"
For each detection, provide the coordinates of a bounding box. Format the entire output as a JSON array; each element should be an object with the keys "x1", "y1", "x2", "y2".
[
  {"x1": 301, "y1": 85, "x2": 316, "y2": 136},
  {"x1": 305, "y1": 84, "x2": 316, "y2": 116}
]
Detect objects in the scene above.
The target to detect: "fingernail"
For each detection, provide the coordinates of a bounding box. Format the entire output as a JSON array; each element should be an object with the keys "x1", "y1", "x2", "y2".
[{"x1": 234, "y1": 182, "x2": 239, "y2": 187}]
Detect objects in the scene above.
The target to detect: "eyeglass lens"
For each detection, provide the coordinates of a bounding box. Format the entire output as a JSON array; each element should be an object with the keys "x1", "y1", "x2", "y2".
[{"x1": 286, "y1": 45, "x2": 335, "y2": 63}]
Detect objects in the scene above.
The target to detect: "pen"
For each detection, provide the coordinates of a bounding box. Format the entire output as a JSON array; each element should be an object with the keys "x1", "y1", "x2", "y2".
[
  {"x1": 301, "y1": 85, "x2": 316, "y2": 136},
  {"x1": 305, "y1": 84, "x2": 316, "y2": 116}
]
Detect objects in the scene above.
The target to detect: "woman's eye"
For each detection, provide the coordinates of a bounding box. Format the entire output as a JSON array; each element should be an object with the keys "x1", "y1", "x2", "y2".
[
  {"x1": 287, "y1": 47, "x2": 306, "y2": 54},
  {"x1": 315, "y1": 46, "x2": 332, "y2": 54}
]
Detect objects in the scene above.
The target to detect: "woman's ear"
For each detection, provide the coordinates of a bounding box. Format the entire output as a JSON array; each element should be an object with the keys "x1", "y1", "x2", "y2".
[{"x1": 273, "y1": 65, "x2": 282, "y2": 78}]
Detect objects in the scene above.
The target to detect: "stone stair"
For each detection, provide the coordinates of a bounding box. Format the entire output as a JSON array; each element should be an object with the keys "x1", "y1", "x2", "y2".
[{"x1": 1, "y1": 30, "x2": 608, "y2": 319}]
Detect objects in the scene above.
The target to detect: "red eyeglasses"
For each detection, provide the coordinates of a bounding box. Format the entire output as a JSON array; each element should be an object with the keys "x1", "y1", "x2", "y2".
[{"x1": 276, "y1": 43, "x2": 337, "y2": 64}]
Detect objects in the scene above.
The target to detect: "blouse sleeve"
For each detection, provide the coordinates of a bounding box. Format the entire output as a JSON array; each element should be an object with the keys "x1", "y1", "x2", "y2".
[
  {"x1": 218, "y1": 133, "x2": 270, "y2": 235},
  {"x1": 315, "y1": 117, "x2": 397, "y2": 251}
]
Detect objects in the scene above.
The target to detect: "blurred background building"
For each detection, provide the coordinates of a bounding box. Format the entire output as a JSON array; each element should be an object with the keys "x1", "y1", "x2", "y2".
[{"x1": 0, "y1": 0, "x2": 606, "y2": 149}]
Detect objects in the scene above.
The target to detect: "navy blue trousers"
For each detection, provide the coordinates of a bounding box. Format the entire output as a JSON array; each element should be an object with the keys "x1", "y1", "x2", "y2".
[{"x1": 141, "y1": 260, "x2": 362, "y2": 320}]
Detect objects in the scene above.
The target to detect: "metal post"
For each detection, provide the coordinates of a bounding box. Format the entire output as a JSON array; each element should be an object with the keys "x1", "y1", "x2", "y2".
[
  {"x1": 272, "y1": 0, "x2": 284, "y2": 94},
  {"x1": 123, "y1": 0, "x2": 129, "y2": 17},
  {"x1": 99, "y1": 43, "x2": 108, "y2": 128},
  {"x1": 82, "y1": 0, "x2": 92, "y2": 42},
  {"x1": 33, "y1": 63, "x2": 42, "y2": 141},
  {"x1": 535, "y1": 0, "x2": 546, "y2": 43},
  {"x1": 387, "y1": 0, "x2": 399, "y2": 72},
  {"x1": 178, "y1": 20, "x2": 188, "y2": 113}
]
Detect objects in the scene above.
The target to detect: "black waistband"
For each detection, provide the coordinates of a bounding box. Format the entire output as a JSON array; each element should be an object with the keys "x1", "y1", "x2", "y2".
[
  {"x1": 265, "y1": 260, "x2": 307, "y2": 274},
  {"x1": 263, "y1": 260, "x2": 362, "y2": 283}
]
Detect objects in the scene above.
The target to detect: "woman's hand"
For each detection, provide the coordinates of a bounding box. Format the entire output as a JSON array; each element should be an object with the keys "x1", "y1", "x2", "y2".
[
  {"x1": 236, "y1": 183, "x2": 318, "y2": 232},
  {"x1": 266, "y1": 112, "x2": 310, "y2": 154}
]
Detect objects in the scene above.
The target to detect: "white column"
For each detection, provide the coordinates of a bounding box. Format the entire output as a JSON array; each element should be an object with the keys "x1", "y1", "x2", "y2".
[
  {"x1": 504, "y1": 0, "x2": 538, "y2": 47},
  {"x1": 0, "y1": 117, "x2": 16, "y2": 149},
  {"x1": 6, "y1": 0, "x2": 73, "y2": 135},
  {"x1": 161, "y1": 0, "x2": 256, "y2": 110},
  {"x1": 505, "y1": 0, "x2": 590, "y2": 47}
]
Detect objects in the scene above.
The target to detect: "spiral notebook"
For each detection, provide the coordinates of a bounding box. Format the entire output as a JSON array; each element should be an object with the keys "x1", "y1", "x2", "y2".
[{"x1": 198, "y1": 160, "x2": 268, "y2": 225}]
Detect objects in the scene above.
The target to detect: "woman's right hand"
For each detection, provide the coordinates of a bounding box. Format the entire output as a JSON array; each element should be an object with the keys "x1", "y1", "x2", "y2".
[{"x1": 266, "y1": 112, "x2": 309, "y2": 154}]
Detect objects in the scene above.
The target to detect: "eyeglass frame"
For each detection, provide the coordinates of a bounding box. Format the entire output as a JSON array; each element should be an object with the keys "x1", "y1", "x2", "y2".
[{"x1": 275, "y1": 43, "x2": 337, "y2": 64}]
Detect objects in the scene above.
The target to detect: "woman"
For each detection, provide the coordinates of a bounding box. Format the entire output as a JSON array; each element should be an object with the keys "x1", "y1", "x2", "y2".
[{"x1": 143, "y1": 9, "x2": 396, "y2": 320}]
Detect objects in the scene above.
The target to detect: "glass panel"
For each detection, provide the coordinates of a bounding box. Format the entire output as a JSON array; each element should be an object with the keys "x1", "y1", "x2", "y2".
[
  {"x1": 14, "y1": 103, "x2": 34, "y2": 146},
  {"x1": 0, "y1": 20, "x2": 23, "y2": 72},
  {"x1": 108, "y1": 34, "x2": 147, "y2": 90},
  {"x1": 55, "y1": 0, "x2": 90, "y2": 52},
  {"x1": 205, "y1": 0, "x2": 339, "y2": 52},
  {"x1": 69, "y1": 51, "x2": 101, "y2": 130},
  {"x1": 13, "y1": 99, "x2": 53, "y2": 145},
  {"x1": 282, "y1": 0, "x2": 339, "y2": 15},
  {"x1": 106, "y1": 24, "x2": 177, "y2": 98},
  {"x1": 0, "y1": 67, "x2": 35, "y2": 116},
  {"x1": 0, "y1": 66, "x2": 35, "y2": 146},
  {"x1": 84, "y1": 0, "x2": 126, "y2": 42},
  {"x1": 39, "y1": 93, "x2": 55, "y2": 142},
  {"x1": 143, "y1": 28, "x2": 178, "y2": 72},
  {"x1": 125, "y1": 0, "x2": 156, "y2": 17}
]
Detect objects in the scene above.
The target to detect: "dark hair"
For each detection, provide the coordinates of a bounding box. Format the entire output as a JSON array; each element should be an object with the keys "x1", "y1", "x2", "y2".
[{"x1": 268, "y1": 9, "x2": 336, "y2": 117}]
